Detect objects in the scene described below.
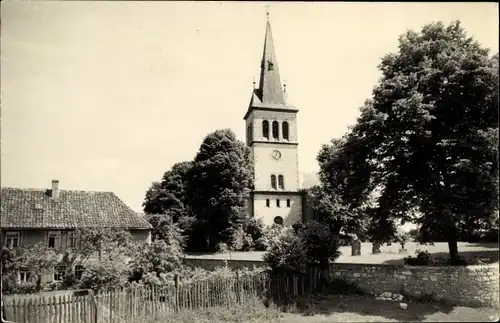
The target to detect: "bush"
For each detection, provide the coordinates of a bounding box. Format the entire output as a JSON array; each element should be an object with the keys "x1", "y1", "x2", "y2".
[
  {"x1": 79, "y1": 257, "x2": 129, "y2": 292},
  {"x1": 129, "y1": 238, "x2": 185, "y2": 282},
  {"x1": 404, "y1": 250, "x2": 470, "y2": 266},
  {"x1": 264, "y1": 228, "x2": 308, "y2": 274},
  {"x1": 243, "y1": 217, "x2": 266, "y2": 249},
  {"x1": 1, "y1": 273, "x2": 38, "y2": 295},
  {"x1": 263, "y1": 221, "x2": 341, "y2": 274},
  {"x1": 404, "y1": 250, "x2": 434, "y2": 266}
]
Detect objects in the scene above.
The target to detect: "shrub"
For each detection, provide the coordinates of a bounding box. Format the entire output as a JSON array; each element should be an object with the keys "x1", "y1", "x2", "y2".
[
  {"x1": 1, "y1": 273, "x2": 38, "y2": 295},
  {"x1": 79, "y1": 257, "x2": 129, "y2": 292},
  {"x1": 404, "y1": 250, "x2": 470, "y2": 266},
  {"x1": 129, "y1": 238, "x2": 185, "y2": 282},
  {"x1": 264, "y1": 229, "x2": 308, "y2": 274},
  {"x1": 243, "y1": 217, "x2": 266, "y2": 249},
  {"x1": 264, "y1": 221, "x2": 341, "y2": 274}
]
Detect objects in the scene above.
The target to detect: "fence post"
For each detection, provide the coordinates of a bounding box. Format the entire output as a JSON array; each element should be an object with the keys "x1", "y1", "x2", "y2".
[
  {"x1": 91, "y1": 290, "x2": 98, "y2": 323},
  {"x1": 235, "y1": 271, "x2": 241, "y2": 304},
  {"x1": 174, "y1": 274, "x2": 180, "y2": 313}
]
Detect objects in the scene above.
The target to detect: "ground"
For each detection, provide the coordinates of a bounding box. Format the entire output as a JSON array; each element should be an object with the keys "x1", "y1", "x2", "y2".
[
  {"x1": 150, "y1": 294, "x2": 499, "y2": 323},
  {"x1": 186, "y1": 242, "x2": 499, "y2": 265}
]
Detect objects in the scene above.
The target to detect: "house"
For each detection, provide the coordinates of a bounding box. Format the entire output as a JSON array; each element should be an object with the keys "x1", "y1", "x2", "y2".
[{"x1": 0, "y1": 180, "x2": 152, "y2": 284}]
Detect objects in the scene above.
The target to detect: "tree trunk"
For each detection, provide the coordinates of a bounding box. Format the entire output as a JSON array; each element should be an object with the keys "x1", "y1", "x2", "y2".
[{"x1": 448, "y1": 240, "x2": 459, "y2": 264}]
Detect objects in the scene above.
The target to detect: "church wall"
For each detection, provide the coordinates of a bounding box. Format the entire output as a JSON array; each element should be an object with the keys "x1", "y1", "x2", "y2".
[
  {"x1": 252, "y1": 143, "x2": 299, "y2": 191},
  {"x1": 253, "y1": 193, "x2": 302, "y2": 226},
  {"x1": 252, "y1": 110, "x2": 298, "y2": 143}
]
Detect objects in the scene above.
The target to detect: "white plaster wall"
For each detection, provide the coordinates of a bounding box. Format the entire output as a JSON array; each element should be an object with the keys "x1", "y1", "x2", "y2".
[
  {"x1": 254, "y1": 194, "x2": 302, "y2": 226},
  {"x1": 252, "y1": 143, "x2": 299, "y2": 191}
]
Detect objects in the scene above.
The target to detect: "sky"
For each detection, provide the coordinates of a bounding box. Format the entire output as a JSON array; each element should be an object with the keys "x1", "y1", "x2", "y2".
[{"x1": 1, "y1": 1, "x2": 498, "y2": 212}]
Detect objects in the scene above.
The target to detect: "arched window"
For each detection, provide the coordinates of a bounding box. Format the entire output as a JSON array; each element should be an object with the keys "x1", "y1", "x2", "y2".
[
  {"x1": 247, "y1": 124, "x2": 253, "y2": 143},
  {"x1": 278, "y1": 175, "x2": 284, "y2": 189},
  {"x1": 282, "y1": 122, "x2": 289, "y2": 140},
  {"x1": 286, "y1": 199, "x2": 291, "y2": 207},
  {"x1": 270, "y1": 175, "x2": 277, "y2": 189},
  {"x1": 266, "y1": 199, "x2": 270, "y2": 207},
  {"x1": 262, "y1": 120, "x2": 269, "y2": 139},
  {"x1": 274, "y1": 216, "x2": 283, "y2": 225},
  {"x1": 272, "y1": 121, "x2": 279, "y2": 139},
  {"x1": 276, "y1": 199, "x2": 281, "y2": 207}
]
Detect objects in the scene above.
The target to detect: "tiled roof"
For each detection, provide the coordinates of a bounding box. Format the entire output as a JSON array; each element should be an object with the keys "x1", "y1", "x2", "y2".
[{"x1": 0, "y1": 187, "x2": 152, "y2": 230}]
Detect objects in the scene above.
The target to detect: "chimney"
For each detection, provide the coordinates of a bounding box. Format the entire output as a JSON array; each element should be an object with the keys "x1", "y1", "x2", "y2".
[{"x1": 51, "y1": 180, "x2": 59, "y2": 199}]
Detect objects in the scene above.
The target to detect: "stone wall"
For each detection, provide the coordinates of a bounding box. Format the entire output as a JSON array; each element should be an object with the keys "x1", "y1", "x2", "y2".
[
  {"x1": 331, "y1": 263, "x2": 499, "y2": 308},
  {"x1": 183, "y1": 258, "x2": 267, "y2": 271},
  {"x1": 183, "y1": 258, "x2": 499, "y2": 308}
]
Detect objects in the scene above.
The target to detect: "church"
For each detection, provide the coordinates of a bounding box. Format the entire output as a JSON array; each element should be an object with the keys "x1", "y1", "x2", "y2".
[{"x1": 243, "y1": 16, "x2": 310, "y2": 227}]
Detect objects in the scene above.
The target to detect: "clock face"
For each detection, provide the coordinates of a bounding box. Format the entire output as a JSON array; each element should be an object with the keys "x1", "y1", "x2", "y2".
[{"x1": 272, "y1": 150, "x2": 282, "y2": 160}]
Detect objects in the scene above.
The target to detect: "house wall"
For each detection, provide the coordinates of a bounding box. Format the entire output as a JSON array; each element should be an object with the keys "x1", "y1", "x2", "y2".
[
  {"x1": 129, "y1": 229, "x2": 152, "y2": 243},
  {"x1": 1, "y1": 229, "x2": 151, "y2": 248},
  {"x1": 1, "y1": 228, "x2": 151, "y2": 284}
]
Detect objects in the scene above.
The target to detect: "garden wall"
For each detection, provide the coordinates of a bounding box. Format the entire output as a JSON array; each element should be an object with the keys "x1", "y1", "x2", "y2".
[
  {"x1": 183, "y1": 258, "x2": 499, "y2": 308},
  {"x1": 184, "y1": 258, "x2": 267, "y2": 271},
  {"x1": 331, "y1": 263, "x2": 499, "y2": 308}
]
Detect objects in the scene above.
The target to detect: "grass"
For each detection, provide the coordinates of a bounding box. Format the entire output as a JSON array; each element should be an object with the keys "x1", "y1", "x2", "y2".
[
  {"x1": 142, "y1": 294, "x2": 499, "y2": 323},
  {"x1": 185, "y1": 242, "x2": 499, "y2": 265}
]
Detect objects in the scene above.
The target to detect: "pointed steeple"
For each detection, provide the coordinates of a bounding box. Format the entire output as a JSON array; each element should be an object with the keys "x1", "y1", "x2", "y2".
[{"x1": 257, "y1": 17, "x2": 285, "y2": 105}]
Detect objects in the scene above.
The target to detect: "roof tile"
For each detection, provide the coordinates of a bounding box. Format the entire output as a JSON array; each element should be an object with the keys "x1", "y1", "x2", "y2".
[{"x1": 1, "y1": 187, "x2": 152, "y2": 230}]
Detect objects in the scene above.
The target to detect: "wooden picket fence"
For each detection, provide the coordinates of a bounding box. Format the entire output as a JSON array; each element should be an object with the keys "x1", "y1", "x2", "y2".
[{"x1": 2, "y1": 268, "x2": 329, "y2": 323}]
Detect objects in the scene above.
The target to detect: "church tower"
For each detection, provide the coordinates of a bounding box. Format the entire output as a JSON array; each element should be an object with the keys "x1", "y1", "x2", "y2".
[{"x1": 243, "y1": 15, "x2": 302, "y2": 227}]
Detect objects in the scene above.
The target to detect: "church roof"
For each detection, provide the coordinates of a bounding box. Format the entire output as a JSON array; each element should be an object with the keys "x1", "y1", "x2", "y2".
[
  {"x1": 244, "y1": 17, "x2": 298, "y2": 120},
  {"x1": 258, "y1": 19, "x2": 284, "y2": 105}
]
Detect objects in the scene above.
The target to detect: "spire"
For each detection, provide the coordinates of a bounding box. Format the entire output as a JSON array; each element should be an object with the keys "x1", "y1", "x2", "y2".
[{"x1": 257, "y1": 15, "x2": 285, "y2": 105}]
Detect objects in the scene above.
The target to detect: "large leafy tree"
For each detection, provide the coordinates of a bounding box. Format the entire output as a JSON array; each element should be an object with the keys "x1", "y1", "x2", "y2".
[
  {"x1": 143, "y1": 161, "x2": 193, "y2": 218},
  {"x1": 348, "y1": 21, "x2": 498, "y2": 263},
  {"x1": 143, "y1": 161, "x2": 195, "y2": 240},
  {"x1": 305, "y1": 135, "x2": 373, "y2": 240},
  {"x1": 186, "y1": 129, "x2": 253, "y2": 251}
]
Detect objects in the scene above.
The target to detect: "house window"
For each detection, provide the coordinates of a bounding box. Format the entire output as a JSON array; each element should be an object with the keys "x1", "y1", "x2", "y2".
[
  {"x1": 278, "y1": 175, "x2": 284, "y2": 189},
  {"x1": 67, "y1": 231, "x2": 79, "y2": 249},
  {"x1": 74, "y1": 265, "x2": 84, "y2": 280},
  {"x1": 18, "y1": 268, "x2": 30, "y2": 283},
  {"x1": 47, "y1": 231, "x2": 61, "y2": 249},
  {"x1": 266, "y1": 199, "x2": 270, "y2": 207},
  {"x1": 276, "y1": 199, "x2": 280, "y2": 207},
  {"x1": 287, "y1": 199, "x2": 291, "y2": 208},
  {"x1": 53, "y1": 266, "x2": 66, "y2": 282},
  {"x1": 262, "y1": 120, "x2": 269, "y2": 139},
  {"x1": 272, "y1": 121, "x2": 279, "y2": 139},
  {"x1": 270, "y1": 175, "x2": 277, "y2": 189},
  {"x1": 4, "y1": 231, "x2": 20, "y2": 248},
  {"x1": 282, "y1": 122, "x2": 289, "y2": 140},
  {"x1": 274, "y1": 216, "x2": 283, "y2": 225}
]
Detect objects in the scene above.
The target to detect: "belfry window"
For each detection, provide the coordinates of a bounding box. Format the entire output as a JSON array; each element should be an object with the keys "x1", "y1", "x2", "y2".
[
  {"x1": 282, "y1": 122, "x2": 289, "y2": 140},
  {"x1": 278, "y1": 175, "x2": 284, "y2": 189},
  {"x1": 262, "y1": 120, "x2": 269, "y2": 139},
  {"x1": 270, "y1": 175, "x2": 277, "y2": 189},
  {"x1": 248, "y1": 123, "x2": 253, "y2": 143},
  {"x1": 272, "y1": 121, "x2": 279, "y2": 139}
]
